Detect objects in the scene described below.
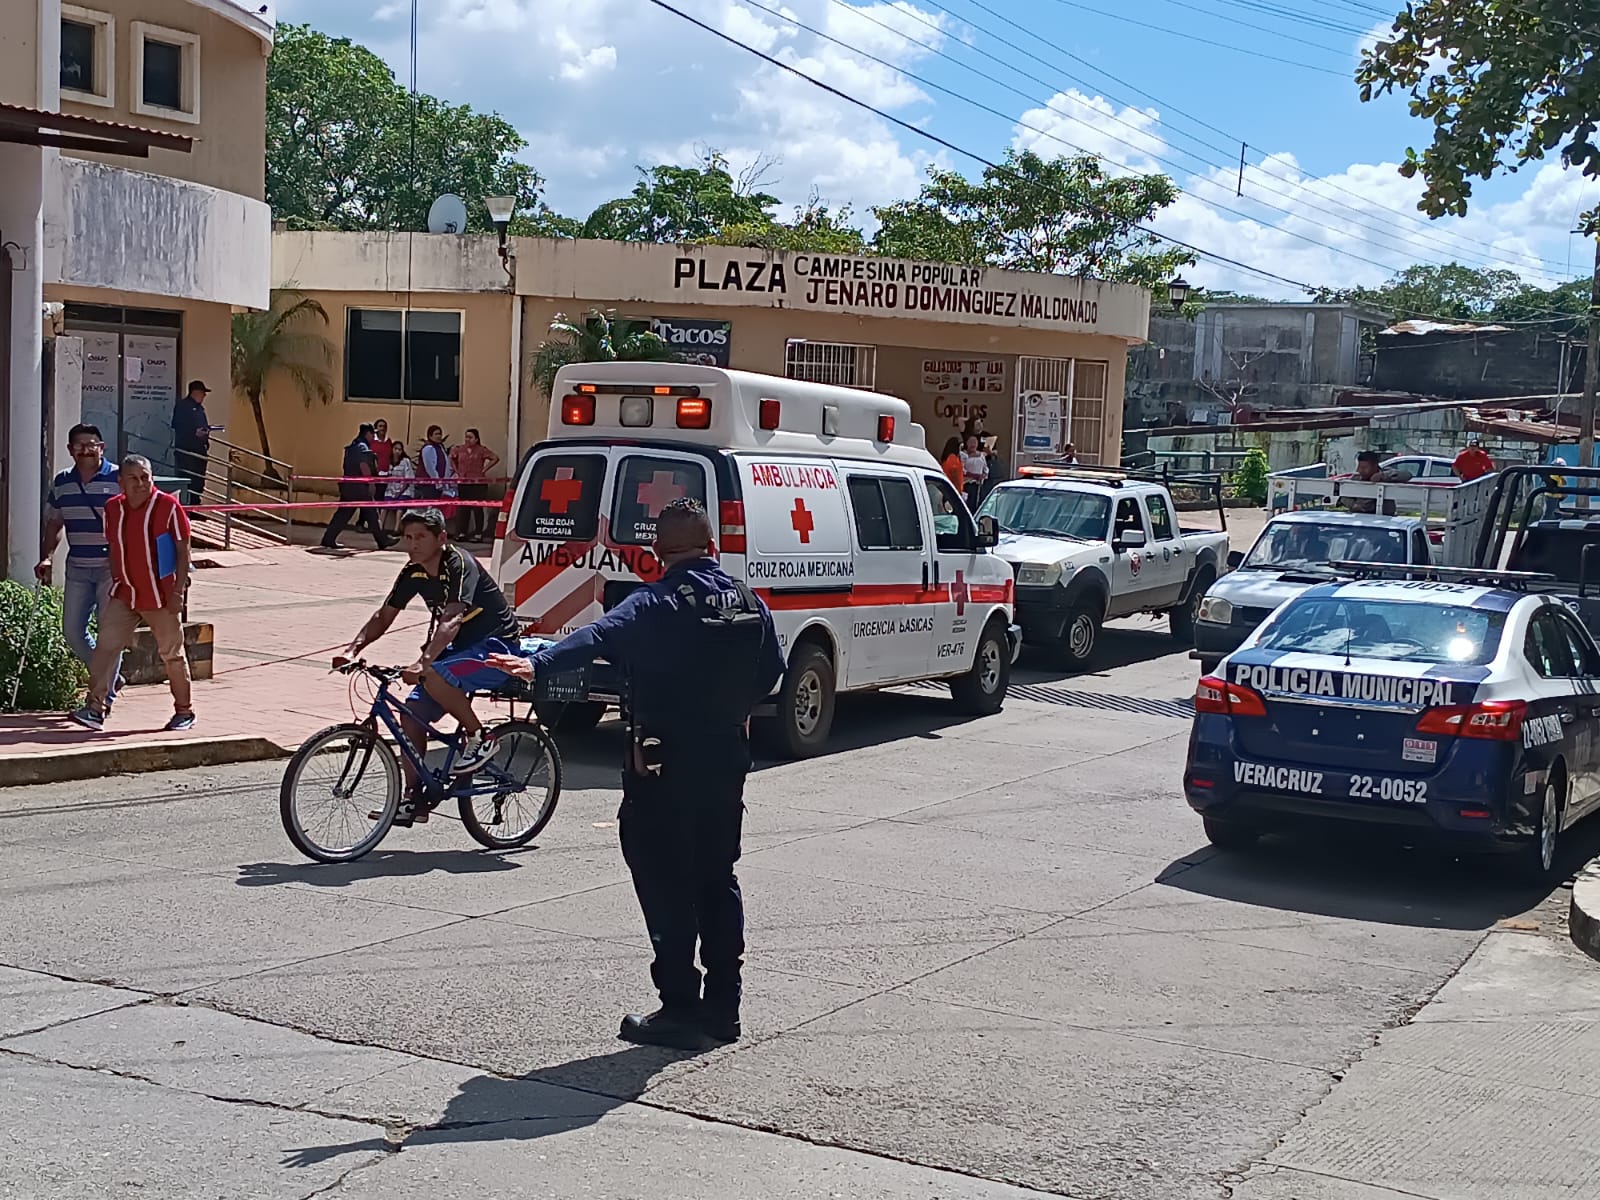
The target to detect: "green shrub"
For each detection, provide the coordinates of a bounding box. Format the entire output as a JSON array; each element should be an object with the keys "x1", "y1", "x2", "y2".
[
  {"x1": 0, "y1": 582, "x2": 87, "y2": 712},
  {"x1": 1231, "y1": 447, "x2": 1271, "y2": 504}
]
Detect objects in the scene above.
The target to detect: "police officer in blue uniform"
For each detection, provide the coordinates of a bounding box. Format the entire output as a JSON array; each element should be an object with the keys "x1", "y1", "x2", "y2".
[{"x1": 491, "y1": 498, "x2": 785, "y2": 1050}]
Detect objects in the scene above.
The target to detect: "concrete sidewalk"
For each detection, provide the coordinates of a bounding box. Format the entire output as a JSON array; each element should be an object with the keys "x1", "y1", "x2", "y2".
[{"x1": 0, "y1": 544, "x2": 430, "y2": 782}]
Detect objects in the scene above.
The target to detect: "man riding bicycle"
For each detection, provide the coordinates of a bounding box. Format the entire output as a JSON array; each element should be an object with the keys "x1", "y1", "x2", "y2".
[{"x1": 338, "y1": 507, "x2": 524, "y2": 824}]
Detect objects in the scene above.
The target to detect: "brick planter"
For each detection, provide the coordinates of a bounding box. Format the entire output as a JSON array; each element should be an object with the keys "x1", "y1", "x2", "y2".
[{"x1": 120, "y1": 621, "x2": 214, "y2": 684}]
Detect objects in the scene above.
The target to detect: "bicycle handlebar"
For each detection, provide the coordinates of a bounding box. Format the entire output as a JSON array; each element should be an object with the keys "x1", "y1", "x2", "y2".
[{"x1": 333, "y1": 658, "x2": 404, "y2": 683}]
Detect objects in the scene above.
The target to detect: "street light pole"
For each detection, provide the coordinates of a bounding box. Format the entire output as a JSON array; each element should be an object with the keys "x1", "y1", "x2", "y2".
[{"x1": 1579, "y1": 233, "x2": 1600, "y2": 474}]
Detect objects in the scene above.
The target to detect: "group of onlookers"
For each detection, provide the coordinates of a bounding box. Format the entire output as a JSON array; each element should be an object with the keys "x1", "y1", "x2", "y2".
[
  {"x1": 939, "y1": 417, "x2": 1079, "y2": 509},
  {"x1": 322, "y1": 418, "x2": 502, "y2": 550}
]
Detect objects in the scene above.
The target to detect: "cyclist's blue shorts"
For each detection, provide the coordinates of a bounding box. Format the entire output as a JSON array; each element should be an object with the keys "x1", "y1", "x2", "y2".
[{"x1": 403, "y1": 637, "x2": 524, "y2": 724}]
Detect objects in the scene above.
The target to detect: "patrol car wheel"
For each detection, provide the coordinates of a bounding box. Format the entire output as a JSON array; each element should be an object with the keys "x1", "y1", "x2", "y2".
[
  {"x1": 1059, "y1": 604, "x2": 1100, "y2": 669},
  {"x1": 775, "y1": 643, "x2": 835, "y2": 759},
  {"x1": 1514, "y1": 770, "x2": 1565, "y2": 885},
  {"x1": 951, "y1": 620, "x2": 1010, "y2": 715},
  {"x1": 1202, "y1": 814, "x2": 1262, "y2": 851}
]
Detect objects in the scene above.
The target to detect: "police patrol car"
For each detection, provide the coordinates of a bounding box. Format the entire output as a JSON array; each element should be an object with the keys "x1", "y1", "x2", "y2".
[
  {"x1": 1183, "y1": 564, "x2": 1600, "y2": 881},
  {"x1": 491, "y1": 363, "x2": 1018, "y2": 758}
]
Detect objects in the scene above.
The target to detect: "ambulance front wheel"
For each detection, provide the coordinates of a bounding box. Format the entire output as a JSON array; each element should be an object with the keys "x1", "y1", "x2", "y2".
[
  {"x1": 951, "y1": 619, "x2": 1010, "y2": 716},
  {"x1": 772, "y1": 643, "x2": 836, "y2": 759}
]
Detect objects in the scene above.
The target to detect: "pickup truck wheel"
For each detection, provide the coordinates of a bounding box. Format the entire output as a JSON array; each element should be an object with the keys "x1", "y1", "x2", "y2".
[
  {"x1": 1058, "y1": 603, "x2": 1100, "y2": 670},
  {"x1": 772, "y1": 643, "x2": 836, "y2": 759},
  {"x1": 950, "y1": 620, "x2": 1010, "y2": 715},
  {"x1": 1169, "y1": 567, "x2": 1215, "y2": 645}
]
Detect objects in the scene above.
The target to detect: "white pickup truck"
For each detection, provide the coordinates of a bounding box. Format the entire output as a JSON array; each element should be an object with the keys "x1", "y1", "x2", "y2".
[{"x1": 977, "y1": 466, "x2": 1231, "y2": 667}]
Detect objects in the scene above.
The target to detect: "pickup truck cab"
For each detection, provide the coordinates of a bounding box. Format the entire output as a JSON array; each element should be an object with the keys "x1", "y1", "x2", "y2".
[
  {"x1": 978, "y1": 465, "x2": 1230, "y2": 668},
  {"x1": 1193, "y1": 511, "x2": 1434, "y2": 673}
]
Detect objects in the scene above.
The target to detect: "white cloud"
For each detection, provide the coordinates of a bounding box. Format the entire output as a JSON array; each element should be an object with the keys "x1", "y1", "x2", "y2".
[{"x1": 1012, "y1": 89, "x2": 1165, "y2": 173}]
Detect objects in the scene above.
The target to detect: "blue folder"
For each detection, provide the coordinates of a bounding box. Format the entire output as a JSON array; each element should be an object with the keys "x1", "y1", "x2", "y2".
[{"x1": 156, "y1": 532, "x2": 177, "y2": 577}]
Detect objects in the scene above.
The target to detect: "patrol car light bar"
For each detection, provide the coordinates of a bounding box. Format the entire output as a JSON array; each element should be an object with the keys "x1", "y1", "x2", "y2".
[
  {"x1": 1326, "y1": 561, "x2": 1558, "y2": 591},
  {"x1": 1017, "y1": 466, "x2": 1124, "y2": 487}
]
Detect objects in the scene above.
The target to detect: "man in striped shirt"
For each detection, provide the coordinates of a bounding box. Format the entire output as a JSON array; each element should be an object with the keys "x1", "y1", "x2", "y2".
[
  {"x1": 37, "y1": 424, "x2": 124, "y2": 706},
  {"x1": 71, "y1": 455, "x2": 196, "y2": 732}
]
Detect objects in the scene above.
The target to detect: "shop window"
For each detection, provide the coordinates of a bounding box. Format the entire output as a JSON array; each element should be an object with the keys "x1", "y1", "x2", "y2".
[
  {"x1": 132, "y1": 21, "x2": 199, "y2": 123},
  {"x1": 345, "y1": 309, "x2": 462, "y2": 404},
  {"x1": 785, "y1": 340, "x2": 876, "y2": 389},
  {"x1": 61, "y1": 7, "x2": 114, "y2": 106}
]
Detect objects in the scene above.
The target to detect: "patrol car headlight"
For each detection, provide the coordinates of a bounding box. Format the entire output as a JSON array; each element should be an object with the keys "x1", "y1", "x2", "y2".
[
  {"x1": 1197, "y1": 596, "x2": 1232, "y2": 624},
  {"x1": 1015, "y1": 562, "x2": 1062, "y2": 587}
]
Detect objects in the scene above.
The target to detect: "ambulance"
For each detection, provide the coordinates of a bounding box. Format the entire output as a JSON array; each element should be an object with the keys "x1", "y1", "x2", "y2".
[{"x1": 491, "y1": 363, "x2": 1019, "y2": 757}]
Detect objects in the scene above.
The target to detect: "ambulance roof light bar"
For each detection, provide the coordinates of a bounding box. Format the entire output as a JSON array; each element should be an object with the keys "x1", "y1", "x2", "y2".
[{"x1": 573, "y1": 383, "x2": 701, "y2": 397}]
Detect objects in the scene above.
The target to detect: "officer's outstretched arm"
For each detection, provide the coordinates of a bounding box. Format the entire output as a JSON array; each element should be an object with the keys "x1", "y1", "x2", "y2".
[{"x1": 529, "y1": 589, "x2": 656, "y2": 675}]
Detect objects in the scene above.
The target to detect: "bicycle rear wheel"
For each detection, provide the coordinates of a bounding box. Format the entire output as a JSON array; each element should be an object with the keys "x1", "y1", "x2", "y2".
[
  {"x1": 281, "y1": 723, "x2": 401, "y2": 863},
  {"x1": 457, "y1": 720, "x2": 562, "y2": 849}
]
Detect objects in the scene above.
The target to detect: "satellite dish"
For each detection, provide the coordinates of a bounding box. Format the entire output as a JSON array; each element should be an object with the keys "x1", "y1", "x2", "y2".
[{"x1": 426, "y1": 194, "x2": 469, "y2": 235}]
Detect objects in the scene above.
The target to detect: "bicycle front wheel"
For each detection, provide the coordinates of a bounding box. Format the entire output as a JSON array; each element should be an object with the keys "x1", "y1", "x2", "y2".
[
  {"x1": 280, "y1": 723, "x2": 401, "y2": 863},
  {"x1": 458, "y1": 720, "x2": 562, "y2": 849}
]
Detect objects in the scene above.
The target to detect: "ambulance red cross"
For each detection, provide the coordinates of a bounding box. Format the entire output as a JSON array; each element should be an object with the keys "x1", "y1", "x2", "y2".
[{"x1": 492, "y1": 363, "x2": 1020, "y2": 756}]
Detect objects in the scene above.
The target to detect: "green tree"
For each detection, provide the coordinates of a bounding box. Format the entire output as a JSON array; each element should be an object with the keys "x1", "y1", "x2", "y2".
[
  {"x1": 871, "y1": 150, "x2": 1192, "y2": 286},
  {"x1": 266, "y1": 24, "x2": 567, "y2": 234},
  {"x1": 1231, "y1": 447, "x2": 1271, "y2": 504},
  {"x1": 531, "y1": 310, "x2": 678, "y2": 398},
  {"x1": 581, "y1": 153, "x2": 779, "y2": 243},
  {"x1": 705, "y1": 198, "x2": 867, "y2": 254},
  {"x1": 1357, "y1": 2, "x2": 1600, "y2": 227},
  {"x1": 1312, "y1": 263, "x2": 1524, "y2": 321},
  {"x1": 231, "y1": 289, "x2": 336, "y2": 472},
  {"x1": 1492, "y1": 278, "x2": 1593, "y2": 329}
]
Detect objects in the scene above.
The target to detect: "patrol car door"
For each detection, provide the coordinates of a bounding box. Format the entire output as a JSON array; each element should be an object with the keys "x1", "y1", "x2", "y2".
[
  {"x1": 1140, "y1": 491, "x2": 1187, "y2": 607},
  {"x1": 1554, "y1": 607, "x2": 1600, "y2": 813},
  {"x1": 1107, "y1": 496, "x2": 1155, "y2": 617},
  {"x1": 922, "y1": 473, "x2": 987, "y2": 675},
  {"x1": 844, "y1": 472, "x2": 936, "y2": 683},
  {"x1": 1522, "y1": 607, "x2": 1589, "y2": 807}
]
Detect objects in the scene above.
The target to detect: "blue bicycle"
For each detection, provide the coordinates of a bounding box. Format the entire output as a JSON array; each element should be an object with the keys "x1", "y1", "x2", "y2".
[{"x1": 279, "y1": 660, "x2": 563, "y2": 863}]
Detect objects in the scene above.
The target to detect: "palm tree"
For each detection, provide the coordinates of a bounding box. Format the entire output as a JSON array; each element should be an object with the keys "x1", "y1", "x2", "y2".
[
  {"x1": 531, "y1": 308, "x2": 677, "y2": 397},
  {"x1": 231, "y1": 289, "x2": 336, "y2": 477}
]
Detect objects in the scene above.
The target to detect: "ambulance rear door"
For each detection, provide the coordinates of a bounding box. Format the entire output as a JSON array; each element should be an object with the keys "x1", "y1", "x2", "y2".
[
  {"x1": 500, "y1": 443, "x2": 713, "y2": 637},
  {"x1": 737, "y1": 455, "x2": 856, "y2": 684}
]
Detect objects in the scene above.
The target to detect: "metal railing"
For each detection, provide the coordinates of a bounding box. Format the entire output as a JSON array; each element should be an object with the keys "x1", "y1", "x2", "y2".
[{"x1": 126, "y1": 433, "x2": 295, "y2": 549}]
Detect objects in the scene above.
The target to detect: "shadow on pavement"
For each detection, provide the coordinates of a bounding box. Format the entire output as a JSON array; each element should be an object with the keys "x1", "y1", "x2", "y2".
[
  {"x1": 281, "y1": 1045, "x2": 703, "y2": 1167},
  {"x1": 1014, "y1": 620, "x2": 1190, "y2": 680},
  {"x1": 236, "y1": 848, "x2": 529, "y2": 887},
  {"x1": 1156, "y1": 816, "x2": 1600, "y2": 931}
]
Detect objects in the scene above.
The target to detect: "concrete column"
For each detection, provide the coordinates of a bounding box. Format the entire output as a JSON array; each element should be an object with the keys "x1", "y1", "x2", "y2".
[{"x1": 2, "y1": 143, "x2": 45, "y2": 583}]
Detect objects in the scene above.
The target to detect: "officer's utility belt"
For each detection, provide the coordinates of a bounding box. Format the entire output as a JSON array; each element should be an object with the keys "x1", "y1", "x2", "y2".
[{"x1": 627, "y1": 723, "x2": 746, "y2": 778}]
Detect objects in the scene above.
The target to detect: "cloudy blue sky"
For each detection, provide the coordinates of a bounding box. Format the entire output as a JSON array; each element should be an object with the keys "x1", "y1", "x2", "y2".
[{"x1": 262, "y1": 0, "x2": 1599, "y2": 298}]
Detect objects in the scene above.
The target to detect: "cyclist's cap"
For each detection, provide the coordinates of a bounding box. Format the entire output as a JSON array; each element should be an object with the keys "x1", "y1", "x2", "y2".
[{"x1": 399, "y1": 507, "x2": 447, "y2": 534}]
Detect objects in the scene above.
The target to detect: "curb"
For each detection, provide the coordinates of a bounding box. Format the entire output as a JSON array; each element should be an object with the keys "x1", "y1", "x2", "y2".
[
  {"x1": 1570, "y1": 859, "x2": 1600, "y2": 964},
  {"x1": 0, "y1": 735, "x2": 292, "y2": 787}
]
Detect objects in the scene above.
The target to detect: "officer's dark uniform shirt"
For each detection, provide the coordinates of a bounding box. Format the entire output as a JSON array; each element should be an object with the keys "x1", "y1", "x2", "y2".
[
  {"x1": 528, "y1": 558, "x2": 785, "y2": 734},
  {"x1": 341, "y1": 438, "x2": 378, "y2": 498},
  {"x1": 384, "y1": 544, "x2": 519, "y2": 652}
]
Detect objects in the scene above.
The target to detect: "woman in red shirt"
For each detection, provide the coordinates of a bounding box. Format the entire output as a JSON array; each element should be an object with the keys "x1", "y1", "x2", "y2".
[
  {"x1": 449, "y1": 429, "x2": 501, "y2": 542},
  {"x1": 940, "y1": 436, "x2": 966, "y2": 494}
]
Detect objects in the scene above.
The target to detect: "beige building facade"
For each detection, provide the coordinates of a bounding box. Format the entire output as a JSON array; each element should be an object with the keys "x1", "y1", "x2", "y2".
[
  {"x1": 268, "y1": 232, "x2": 1150, "y2": 490},
  {"x1": 1, "y1": 0, "x2": 272, "y2": 579}
]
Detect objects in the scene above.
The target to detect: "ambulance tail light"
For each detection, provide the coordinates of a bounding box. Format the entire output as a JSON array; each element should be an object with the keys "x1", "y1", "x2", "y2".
[
  {"x1": 1194, "y1": 675, "x2": 1267, "y2": 718},
  {"x1": 718, "y1": 500, "x2": 747, "y2": 554},
  {"x1": 877, "y1": 415, "x2": 895, "y2": 442},
  {"x1": 677, "y1": 397, "x2": 712, "y2": 429},
  {"x1": 759, "y1": 398, "x2": 781, "y2": 430},
  {"x1": 561, "y1": 394, "x2": 595, "y2": 426},
  {"x1": 494, "y1": 489, "x2": 514, "y2": 540},
  {"x1": 1415, "y1": 699, "x2": 1526, "y2": 740}
]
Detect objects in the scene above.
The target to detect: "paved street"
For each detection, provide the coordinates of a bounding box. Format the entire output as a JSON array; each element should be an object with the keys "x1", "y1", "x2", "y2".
[{"x1": 4, "y1": 620, "x2": 1599, "y2": 1199}]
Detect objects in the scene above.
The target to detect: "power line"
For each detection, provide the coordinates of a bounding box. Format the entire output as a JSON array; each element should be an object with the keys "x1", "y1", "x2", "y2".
[
  {"x1": 762, "y1": 0, "x2": 1567, "y2": 284},
  {"x1": 924, "y1": 0, "x2": 1582, "y2": 276},
  {"x1": 644, "y1": 0, "x2": 1585, "y2": 324}
]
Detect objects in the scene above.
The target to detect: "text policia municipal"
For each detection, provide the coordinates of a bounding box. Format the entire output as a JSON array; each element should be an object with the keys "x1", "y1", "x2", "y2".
[{"x1": 672, "y1": 256, "x2": 1101, "y2": 327}]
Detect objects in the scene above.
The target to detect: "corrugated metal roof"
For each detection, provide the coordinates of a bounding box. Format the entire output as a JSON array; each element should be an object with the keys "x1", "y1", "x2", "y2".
[{"x1": 0, "y1": 103, "x2": 193, "y2": 152}]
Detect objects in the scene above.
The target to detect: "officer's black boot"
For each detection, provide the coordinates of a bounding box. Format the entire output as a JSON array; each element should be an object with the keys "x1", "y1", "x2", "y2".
[
  {"x1": 618, "y1": 1005, "x2": 710, "y2": 1052},
  {"x1": 699, "y1": 1007, "x2": 740, "y2": 1045}
]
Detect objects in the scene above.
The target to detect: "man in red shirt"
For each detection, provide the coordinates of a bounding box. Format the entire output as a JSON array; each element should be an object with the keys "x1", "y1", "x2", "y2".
[
  {"x1": 71, "y1": 454, "x2": 195, "y2": 731},
  {"x1": 1453, "y1": 440, "x2": 1495, "y2": 481}
]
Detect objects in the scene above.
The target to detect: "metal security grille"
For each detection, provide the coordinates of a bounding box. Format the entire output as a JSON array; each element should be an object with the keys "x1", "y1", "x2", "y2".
[
  {"x1": 784, "y1": 340, "x2": 877, "y2": 388},
  {"x1": 1015, "y1": 356, "x2": 1109, "y2": 465},
  {"x1": 1071, "y1": 360, "x2": 1109, "y2": 465}
]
